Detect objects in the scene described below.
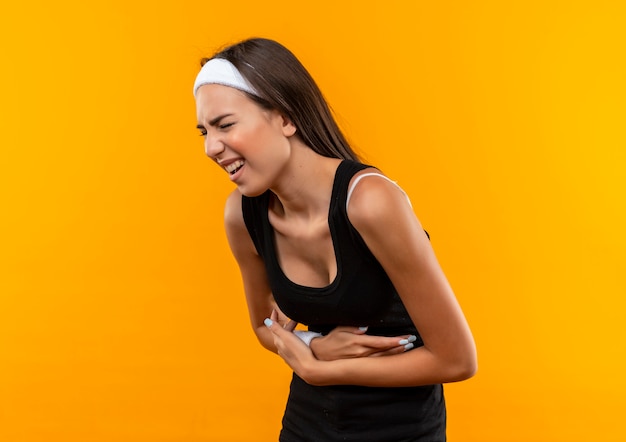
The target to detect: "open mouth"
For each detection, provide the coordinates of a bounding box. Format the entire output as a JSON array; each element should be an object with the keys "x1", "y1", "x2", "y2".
[{"x1": 225, "y1": 160, "x2": 245, "y2": 175}]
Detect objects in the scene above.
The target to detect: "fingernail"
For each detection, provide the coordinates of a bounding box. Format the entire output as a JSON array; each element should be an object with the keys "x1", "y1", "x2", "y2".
[
  {"x1": 264, "y1": 318, "x2": 273, "y2": 327},
  {"x1": 404, "y1": 343, "x2": 414, "y2": 351},
  {"x1": 408, "y1": 335, "x2": 417, "y2": 343},
  {"x1": 399, "y1": 338, "x2": 409, "y2": 345},
  {"x1": 359, "y1": 326, "x2": 368, "y2": 331}
]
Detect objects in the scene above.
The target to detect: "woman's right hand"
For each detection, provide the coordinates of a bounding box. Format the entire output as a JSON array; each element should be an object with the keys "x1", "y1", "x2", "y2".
[{"x1": 309, "y1": 326, "x2": 416, "y2": 361}]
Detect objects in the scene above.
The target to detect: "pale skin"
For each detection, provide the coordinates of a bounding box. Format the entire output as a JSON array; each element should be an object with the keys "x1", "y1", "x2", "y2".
[{"x1": 196, "y1": 83, "x2": 477, "y2": 387}]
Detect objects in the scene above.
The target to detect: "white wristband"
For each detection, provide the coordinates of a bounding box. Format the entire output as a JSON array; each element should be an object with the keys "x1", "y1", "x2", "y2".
[{"x1": 294, "y1": 330, "x2": 323, "y2": 347}]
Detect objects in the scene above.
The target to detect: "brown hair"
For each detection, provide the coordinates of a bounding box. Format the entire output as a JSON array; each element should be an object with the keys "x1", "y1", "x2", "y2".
[{"x1": 201, "y1": 38, "x2": 360, "y2": 162}]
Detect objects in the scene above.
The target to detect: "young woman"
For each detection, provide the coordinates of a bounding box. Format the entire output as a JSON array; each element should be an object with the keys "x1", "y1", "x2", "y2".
[{"x1": 193, "y1": 37, "x2": 477, "y2": 442}]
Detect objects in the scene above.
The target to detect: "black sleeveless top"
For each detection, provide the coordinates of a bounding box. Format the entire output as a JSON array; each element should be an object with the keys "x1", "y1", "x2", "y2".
[
  {"x1": 242, "y1": 160, "x2": 446, "y2": 442},
  {"x1": 242, "y1": 160, "x2": 420, "y2": 339}
]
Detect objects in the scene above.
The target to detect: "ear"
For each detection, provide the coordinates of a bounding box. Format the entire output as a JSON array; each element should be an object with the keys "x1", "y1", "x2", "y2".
[{"x1": 280, "y1": 114, "x2": 297, "y2": 137}]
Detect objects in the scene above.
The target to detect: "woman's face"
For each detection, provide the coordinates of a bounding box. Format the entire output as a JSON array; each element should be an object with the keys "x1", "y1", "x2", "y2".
[{"x1": 195, "y1": 84, "x2": 296, "y2": 196}]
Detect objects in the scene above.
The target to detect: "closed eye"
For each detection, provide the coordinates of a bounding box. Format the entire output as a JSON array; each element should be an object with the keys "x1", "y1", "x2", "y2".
[
  {"x1": 196, "y1": 125, "x2": 207, "y2": 137},
  {"x1": 219, "y1": 122, "x2": 234, "y2": 130}
]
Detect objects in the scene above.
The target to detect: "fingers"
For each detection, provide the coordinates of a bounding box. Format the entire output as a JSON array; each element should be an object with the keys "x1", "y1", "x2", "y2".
[
  {"x1": 284, "y1": 319, "x2": 298, "y2": 332},
  {"x1": 264, "y1": 317, "x2": 288, "y2": 350},
  {"x1": 328, "y1": 326, "x2": 416, "y2": 349},
  {"x1": 357, "y1": 335, "x2": 416, "y2": 358},
  {"x1": 351, "y1": 333, "x2": 416, "y2": 349},
  {"x1": 331, "y1": 325, "x2": 369, "y2": 335},
  {"x1": 368, "y1": 346, "x2": 407, "y2": 357},
  {"x1": 268, "y1": 309, "x2": 299, "y2": 330},
  {"x1": 264, "y1": 316, "x2": 280, "y2": 334},
  {"x1": 264, "y1": 315, "x2": 300, "y2": 341},
  {"x1": 399, "y1": 335, "x2": 417, "y2": 348}
]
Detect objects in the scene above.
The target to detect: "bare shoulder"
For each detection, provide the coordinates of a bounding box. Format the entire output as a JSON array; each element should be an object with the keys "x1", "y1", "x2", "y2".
[
  {"x1": 347, "y1": 168, "x2": 417, "y2": 231},
  {"x1": 223, "y1": 189, "x2": 258, "y2": 257},
  {"x1": 224, "y1": 188, "x2": 244, "y2": 228}
]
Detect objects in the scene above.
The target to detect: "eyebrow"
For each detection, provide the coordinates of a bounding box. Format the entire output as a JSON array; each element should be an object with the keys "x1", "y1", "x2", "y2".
[{"x1": 206, "y1": 113, "x2": 234, "y2": 127}]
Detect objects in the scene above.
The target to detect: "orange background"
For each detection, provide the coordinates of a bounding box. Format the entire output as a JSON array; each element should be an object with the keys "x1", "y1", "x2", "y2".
[{"x1": 1, "y1": 1, "x2": 625, "y2": 441}]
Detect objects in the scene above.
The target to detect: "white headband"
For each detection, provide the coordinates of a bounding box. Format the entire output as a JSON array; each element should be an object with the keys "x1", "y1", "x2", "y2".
[{"x1": 193, "y1": 58, "x2": 259, "y2": 97}]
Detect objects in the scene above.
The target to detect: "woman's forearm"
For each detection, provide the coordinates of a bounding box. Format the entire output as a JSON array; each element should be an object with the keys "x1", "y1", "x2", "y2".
[{"x1": 301, "y1": 345, "x2": 477, "y2": 387}]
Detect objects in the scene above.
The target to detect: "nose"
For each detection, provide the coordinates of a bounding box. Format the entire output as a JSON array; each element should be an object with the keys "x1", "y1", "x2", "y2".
[{"x1": 204, "y1": 133, "x2": 225, "y2": 158}]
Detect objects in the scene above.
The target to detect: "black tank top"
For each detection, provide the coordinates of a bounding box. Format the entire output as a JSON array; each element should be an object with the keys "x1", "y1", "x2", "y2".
[
  {"x1": 243, "y1": 161, "x2": 446, "y2": 441},
  {"x1": 242, "y1": 160, "x2": 421, "y2": 340}
]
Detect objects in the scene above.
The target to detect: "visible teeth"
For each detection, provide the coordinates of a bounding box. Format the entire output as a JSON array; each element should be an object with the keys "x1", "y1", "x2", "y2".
[{"x1": 225, "y1": 160, "x2": 244, "y2": 174}]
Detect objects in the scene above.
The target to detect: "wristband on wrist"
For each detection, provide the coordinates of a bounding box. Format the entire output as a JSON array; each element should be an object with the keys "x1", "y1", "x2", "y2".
[{"x1": 293, "y1": 330, "x2": 323, "y2": 346}]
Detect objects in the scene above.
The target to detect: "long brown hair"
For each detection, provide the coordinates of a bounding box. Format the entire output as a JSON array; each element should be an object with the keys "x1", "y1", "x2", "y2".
[{"x1": 201, "y1": 38, "x2": 360, "y2": 162}]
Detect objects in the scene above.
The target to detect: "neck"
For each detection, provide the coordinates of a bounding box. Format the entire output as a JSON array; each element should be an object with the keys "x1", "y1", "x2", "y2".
[{"x1": 269, "y1": 145, "x2": 342, "y2": 221}]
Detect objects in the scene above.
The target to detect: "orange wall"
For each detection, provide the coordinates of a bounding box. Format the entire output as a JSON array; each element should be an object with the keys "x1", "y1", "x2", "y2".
[{"x1": 1, "y1": 1, "x2": 625, "y2": 441}]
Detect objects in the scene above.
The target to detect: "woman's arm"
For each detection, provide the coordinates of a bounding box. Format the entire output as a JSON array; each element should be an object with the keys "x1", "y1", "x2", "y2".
[
  {"x1": 224, "y1": 190, "x2": 279, "y2": 353},
  {"x1": 265, "y1": 173, "x2": 477, "y2": 387}
]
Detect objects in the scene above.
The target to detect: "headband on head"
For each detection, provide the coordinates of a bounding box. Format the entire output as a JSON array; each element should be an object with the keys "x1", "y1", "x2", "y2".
[{"x1": 193, "y1": 58, "x2": 259, "y2": 97}]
